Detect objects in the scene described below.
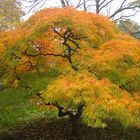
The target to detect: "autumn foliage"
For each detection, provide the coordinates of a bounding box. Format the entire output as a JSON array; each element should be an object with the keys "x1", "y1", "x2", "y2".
[{"x1": 0, "y1": 8, "x2": 140, "y2": 138}]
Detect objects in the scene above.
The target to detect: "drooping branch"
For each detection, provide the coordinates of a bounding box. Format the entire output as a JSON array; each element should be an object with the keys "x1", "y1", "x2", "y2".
[
  {"x1": 11, "y1": 52, "x2": 22, "y2": 60},
  {"x1": 36, "y1": 92, "x2": 85, "y2": 119},
  {"x1": 21, "y1": 48, "x2": 66, "y2": 58},
  {"x1": 52, "y1": 102, "x2": 74, "y2": 117},
  {"x1": 52, "y1": 102, "x2": 85, "y2": 120}
]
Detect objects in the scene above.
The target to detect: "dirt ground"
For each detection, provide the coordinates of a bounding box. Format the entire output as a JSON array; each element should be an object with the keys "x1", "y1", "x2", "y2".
[{"x1": 0, "y1": 119, "x2": 139, "y2": 140}]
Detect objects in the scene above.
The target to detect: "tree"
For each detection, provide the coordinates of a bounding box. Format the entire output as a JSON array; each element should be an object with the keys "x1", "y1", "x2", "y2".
[
  {"x1": 132, "y1": 0, "x2": 140, "y2": 6},
  {"x1": 40, "y1": 71, "x2": 140, "y2": 139},
  {"x1": 0, "y1": 0, "x2": 23, "y2": 31},
  {"x1": 87, "y1": 0, "x2": 140, "y2": 21},
  {"x1": 22, "y1": 0, "x2": 84, "y2": 14},
  {"x1": 1, "y1": 8, "x2": 140, "y2": 139},
  {"x1": 22, "y1": 0, "x2": 140, "y2": 21},
  {"x1": 117, "y1": 19, "x2": 140, "y2": 39}
]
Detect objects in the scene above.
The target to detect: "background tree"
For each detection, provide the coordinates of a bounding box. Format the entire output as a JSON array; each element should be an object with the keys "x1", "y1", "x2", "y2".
[
  {"x1": 117, "y1": 19, "x2": 140, "y2": 39},
  {"x1": 22, "y1": 0, "x2": 140, "y2": 21},
  {"x1": 0, "y1": 0, "x2": 23, "y2": 31}
]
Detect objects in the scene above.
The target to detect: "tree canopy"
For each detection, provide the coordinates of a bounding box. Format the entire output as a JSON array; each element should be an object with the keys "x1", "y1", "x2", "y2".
[{"x1": 0, "y1": 8, "x2": 140, "y2": 139}]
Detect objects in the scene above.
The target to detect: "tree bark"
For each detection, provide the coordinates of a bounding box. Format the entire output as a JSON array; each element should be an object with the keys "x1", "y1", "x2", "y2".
[
  {"x1": 60, "y1": 0, "x2": 66, "y2": 7},
  {"x1": 70, "y1": 115, "x2": 79, "y2": 140},
  {"x1": 43, "y1": 102, "x2": 84, "y2": 140},
  {"x1": 69, "y1": 104, "x2": 84, "y2": 140}
]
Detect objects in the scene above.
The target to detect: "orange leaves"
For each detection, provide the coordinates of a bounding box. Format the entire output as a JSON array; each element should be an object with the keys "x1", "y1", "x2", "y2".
[
  {"x1": 24, "y1": 7, "x2": 118, "y2": 47},
  {"x1": 78, "y1": 32, "x2": 140, "y2": 74},
  {"x1": 96, "y1": 40, "x2": 140, "y2": 63},
  {"x1": 1, "y1": 8, "x2": 120, "y2": 74},
  {"x1": 17, "y1": 56, "x2": 36, "y2": 72}
]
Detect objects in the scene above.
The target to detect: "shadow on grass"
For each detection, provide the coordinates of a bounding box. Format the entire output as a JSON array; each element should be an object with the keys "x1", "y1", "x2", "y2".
[{"x1": 0, "y1": 118, "x2": 140, "y2": 140}]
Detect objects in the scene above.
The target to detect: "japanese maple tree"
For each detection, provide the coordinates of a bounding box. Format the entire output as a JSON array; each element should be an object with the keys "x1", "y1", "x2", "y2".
[{"x1": 0, "y1": 8, "x2": 140, "y2": 139}]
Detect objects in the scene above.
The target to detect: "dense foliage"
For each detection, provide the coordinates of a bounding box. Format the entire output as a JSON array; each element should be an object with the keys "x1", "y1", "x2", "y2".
[{"x1": 0, "y1": 8, "x2": 140, "y2": 139}]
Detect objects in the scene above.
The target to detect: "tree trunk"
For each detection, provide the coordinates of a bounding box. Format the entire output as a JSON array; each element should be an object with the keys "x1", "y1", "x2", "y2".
[
  {"x1": 83, "y1": 0, "x2": 87, "y2": 12},
  {"x1": 95, "y1": 0, "x2": 100, "y2": 14},
  {"x1": 96, "y1": 7, "x2": 100, "y2": 14},
  {"x1": 60, "y1": 0, "x2": 66, "y2": 7},
  {"x1": 70, "y1": 116, "x2": 79, "y2": 140}
]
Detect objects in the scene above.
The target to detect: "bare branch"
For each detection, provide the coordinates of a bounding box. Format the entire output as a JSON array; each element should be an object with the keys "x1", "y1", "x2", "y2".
[{"x1": 109, "y1": 0, "x2": 139, "y2": 19}]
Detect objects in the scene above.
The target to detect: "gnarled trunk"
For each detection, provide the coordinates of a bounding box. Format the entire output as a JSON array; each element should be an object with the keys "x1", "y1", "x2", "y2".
[
  {"x1": 69, "y1": 104, "x2": 84, "y2": 140},
  {"x1": 46, "y1": 102, "x2": 84, "y2": 140}
]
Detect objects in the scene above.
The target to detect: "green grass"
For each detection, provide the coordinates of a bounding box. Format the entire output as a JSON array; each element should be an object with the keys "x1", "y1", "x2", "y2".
[
  {"x1": 0, "y1": 69, "x2": 59, "y2": 131},
  {"x1": 0, "y1": 88, "x2": 38, "y2": 130}
]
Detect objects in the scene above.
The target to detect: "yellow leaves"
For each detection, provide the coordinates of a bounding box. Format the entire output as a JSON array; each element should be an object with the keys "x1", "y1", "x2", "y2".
[
  {"x1": 0, "y1": 29, "x2": 28, "y2": 55},
  {"x1": 0, "y1": 42, "x2": 5, "y2": 54},
  {"x1": 102, "y1": 91, "x2": 140, "y2": 119},
  {"x1": 13, "y1": 79, "x2": 19, "y2": 88},
  {"x1": 42, "y1": 70, "x2": 138, "y2": 107},
  {"x1": 41, "y1": 69, "x2": 140, "y2": 127},
  {"x1": 42, "y1": 71, "x2": 94, "y2": 104}
]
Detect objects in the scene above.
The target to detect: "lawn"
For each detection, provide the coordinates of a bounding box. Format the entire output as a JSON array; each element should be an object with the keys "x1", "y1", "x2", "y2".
[{"x1": 0, "y1": 69, "x2": 59, "y2": 132}]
